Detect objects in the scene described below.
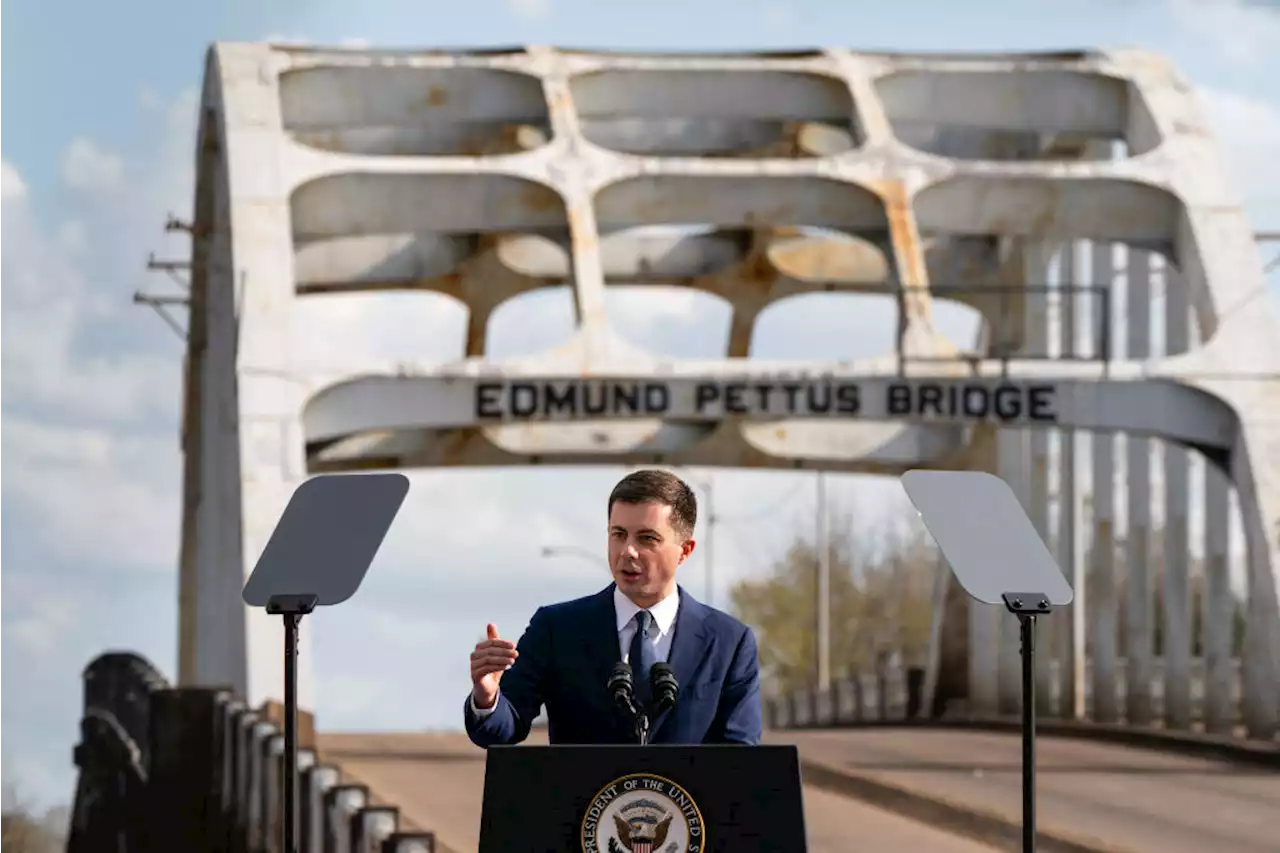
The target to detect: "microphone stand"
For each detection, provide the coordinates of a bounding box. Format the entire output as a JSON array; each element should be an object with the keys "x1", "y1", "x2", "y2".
[
  {"x1": 634, "y1": 706, "x2": 651, "y2": 745},
  {"x1": 609, "y1": 664, "x2": 651, "y2": 745},
  {"x1": 613, "y1": 663, "x2": 678, "y2": 745},
  {"x1": 649, "y1": 664, "x2": 679, "y2": 726}
]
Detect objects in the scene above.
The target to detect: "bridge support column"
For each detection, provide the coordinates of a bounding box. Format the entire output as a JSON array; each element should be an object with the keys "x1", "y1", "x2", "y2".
[
  {"x1": 1024, "y1": 240, "x2": 1056, "y2": 717},
  {"x1": 180, "y1": 44, "x2": 316, "y2": 713},
  {"x1": 1171, "y1": 195, "x2": 1280, "y2": 741},
  {"x1": 1055, "y1": 242, "x2": 1084, "y2": 720},
  {"x1": 1162, "y1": 260, "x2": 1194, "y2": 731},
  {"x1": 1090, "y1": 239, "x2": 1120, "y2": 725},
  {"x1": 1202, "y1": 458, "x2": 1234, "y2": 733},
  {"x1": 1125, "y1": 249, "x2": 1155, "y2": 726}
]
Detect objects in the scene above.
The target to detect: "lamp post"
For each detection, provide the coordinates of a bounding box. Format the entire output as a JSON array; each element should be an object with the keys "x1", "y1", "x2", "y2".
[
  {"x1": 681, "y1": 472, "x2": 717, "y2": 607},
  {"x1": 540, "y1": 544, "x2": 598, "y2": 565},
  {"x1": 816, "y1": 471, "x2": 831, "y2": 692}
]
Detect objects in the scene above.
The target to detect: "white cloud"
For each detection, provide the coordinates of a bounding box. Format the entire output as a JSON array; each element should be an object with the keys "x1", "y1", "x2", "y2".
[
  {"x1": 0, "y1": 571, "x2": 79, "y2": 655},
  {"x1": 57, "y1": 219, "x2": 90, "y2": 255},
  {"x1": 2, "y1": 419, "x2": 182, "y2": 573},
  {"x1": 3, "y1": 152, "x2": 181, "y2": 425},
  {"x1": 249, "y1": 34, "x2": 368, "y2": 49},
  {"x1": 291, "y1": 291, "x2": 466, "y2": 369},
  {"x1": 263, "y1": 33, "x2": 313, "y2": 44},
  {"x1": 60, "y1": 138, "x2": 125, "y2": 193},
  {"x1": 1, "y1": 92, "x2": 199, "y2": 810},
  {"x1": 2, "y1": 160, "x2": 27, "y2": 199},
  {"x1": 1194, "y1": 85, "x2": 1280, "y2": 228},
  {"x1": 138, "y1": 86, "x2": 163, "y2": 111},
  {"x1": 762, "y1": 3, "x2": 795, "y2": 28},
  {"x1": 1167, "y1": 0, "x2": 1280, "y2": 68},
  {"x1": 505, "y1": 0, "x2": 550, "y2": 19},
  {"x1": 4, "y1": 133, "x2": 190, "y2": 700}
]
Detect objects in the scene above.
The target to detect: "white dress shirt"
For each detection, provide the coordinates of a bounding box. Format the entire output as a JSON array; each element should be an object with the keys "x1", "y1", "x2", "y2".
[
  {"x1": 613, "y1": 584, "x2": 678, "y2": 665},
  {"x1": 470, "y1": 586, "x2": 680, "y2": 718}
]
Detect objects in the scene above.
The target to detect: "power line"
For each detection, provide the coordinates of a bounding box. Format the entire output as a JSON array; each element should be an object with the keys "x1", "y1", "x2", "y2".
[{"x1": 135, "y1": 215, "x2": 193, "y2": 340}]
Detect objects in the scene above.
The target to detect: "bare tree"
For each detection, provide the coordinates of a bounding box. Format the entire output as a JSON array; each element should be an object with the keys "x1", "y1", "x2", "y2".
[
  {"x1": 727, "y1": 508, "x2": 944, "y2": 695},
  {"x1": 2, "y1": 779, "x2": 68, "y2": 853}
]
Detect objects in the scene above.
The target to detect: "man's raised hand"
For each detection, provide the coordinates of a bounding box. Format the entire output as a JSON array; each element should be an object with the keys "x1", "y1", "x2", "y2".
[{"x1": 469, "y1": 623, "x2": 518, "y2": 710}]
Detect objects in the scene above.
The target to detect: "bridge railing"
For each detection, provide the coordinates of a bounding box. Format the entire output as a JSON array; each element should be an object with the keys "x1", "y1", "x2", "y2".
[
  {"x1": 67, "y1": 652, "x2": 164, "y2": 851},
  {"x1": 67, "y1": 651, "x2": 437, "y2": 853},
  {"x1": 763, "y1": 660, "x2": 929, "y2": 729},
  {"x1": 764, "y1": 654, "x2": 1262, "y2": 745}
]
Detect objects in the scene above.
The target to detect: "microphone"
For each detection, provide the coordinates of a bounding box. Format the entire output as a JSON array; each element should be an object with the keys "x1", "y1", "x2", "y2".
[
  {"x1": 650, "y1": 662, "x2": 679, "y2": 715},
  {"x1": 608, "y1": 662, "x2": 636, "y2": 714}
]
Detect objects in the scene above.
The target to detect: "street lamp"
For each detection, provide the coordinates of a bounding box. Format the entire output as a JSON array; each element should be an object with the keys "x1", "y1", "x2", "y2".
[
  {"x1": 540, "y1": 544, "x2": 599, "y2": 565},
  {"x1": 681, "y1": 471, "x2": 717, "y2": 607},
  {"x1": 816, "y1": 471, "x2": 831, "y2": 692}
]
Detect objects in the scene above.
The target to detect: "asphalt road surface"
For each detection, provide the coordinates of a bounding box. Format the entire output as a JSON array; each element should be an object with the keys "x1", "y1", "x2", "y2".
[
  {"x1": 775, "y1": 727, "x2": 1279, "y2": 853},
  {"x1": 318, "y1": 730, "x2": 999, "y2": 853}
]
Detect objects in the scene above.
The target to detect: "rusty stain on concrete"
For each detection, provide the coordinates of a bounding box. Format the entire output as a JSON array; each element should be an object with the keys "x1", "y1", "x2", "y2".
[{"x1": 425, "y1": 85, "x2": 448, "y2": 107}]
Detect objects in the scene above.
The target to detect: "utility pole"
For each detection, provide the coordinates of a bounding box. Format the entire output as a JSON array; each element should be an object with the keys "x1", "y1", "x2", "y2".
[
  {"x1": 681, "y1": 470, "x2": 717, "y2": 607},
  {"x1": 816, "y1": 471, "x2": 831, "y2": 691},
  {"x1": 135, "y1": 216, "x2": 194, "y2": 341},
  {"x1": 703, "y1": 480, "x2": 716, "y2": 607}
]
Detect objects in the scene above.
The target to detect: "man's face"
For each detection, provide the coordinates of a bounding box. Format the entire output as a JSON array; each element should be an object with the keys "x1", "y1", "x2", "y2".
[{"x1": 607, "y1": 500, "x2": 695, "y2": 607}]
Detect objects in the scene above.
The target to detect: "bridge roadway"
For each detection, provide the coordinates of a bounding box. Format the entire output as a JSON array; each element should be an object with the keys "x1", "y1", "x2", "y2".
[{"x1": 316, "y1": 726, "x2": 1278, "y2": 853}]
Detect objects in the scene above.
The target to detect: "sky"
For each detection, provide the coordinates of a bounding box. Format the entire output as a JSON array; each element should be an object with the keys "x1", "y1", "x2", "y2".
[{"x1": 3, "y1": 0, "x2": 1279, "y2": 811}]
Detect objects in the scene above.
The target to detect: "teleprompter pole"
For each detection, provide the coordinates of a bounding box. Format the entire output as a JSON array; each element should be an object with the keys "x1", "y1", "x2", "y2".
[
  {"x1": 241, "y1": 472, "x2": 411, "y2": 853},
  {"x1": 1003, "y1": 592, "x2": 1051, "y2": 853},
  {"x1": 900, "y1": 470, "x2": 1073, "y2": 853},
  {"x1": 268, "y1": 594, "x2": 318, "y2": 853},
  {"x1": 1020, "y1": 611, "x2": 1036, "y2": 853}
]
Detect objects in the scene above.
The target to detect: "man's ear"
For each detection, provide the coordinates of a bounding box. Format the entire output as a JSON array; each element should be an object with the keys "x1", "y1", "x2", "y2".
[{"x1": 679, "y1": 538, "x2": 697, "y2": 563}]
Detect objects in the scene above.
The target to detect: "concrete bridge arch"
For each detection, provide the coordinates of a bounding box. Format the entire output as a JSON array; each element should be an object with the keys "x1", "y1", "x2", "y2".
[{"x1": 177, "y1": 41, "x2": 1279, "y2": 740}]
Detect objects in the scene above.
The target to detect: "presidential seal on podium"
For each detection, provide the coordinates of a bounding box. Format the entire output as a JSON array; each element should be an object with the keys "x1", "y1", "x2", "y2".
[{"x1": 580, "y1": 772, "x2": 705, "y2": 853}]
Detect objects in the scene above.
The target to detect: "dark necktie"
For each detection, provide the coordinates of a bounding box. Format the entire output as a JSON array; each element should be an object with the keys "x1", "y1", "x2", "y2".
[{"x1": 629, "y1": 610, "x2": 656, "y2": 711}]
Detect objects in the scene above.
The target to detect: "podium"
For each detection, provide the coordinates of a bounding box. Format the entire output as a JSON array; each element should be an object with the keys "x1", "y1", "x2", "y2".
[{"x1": 477, "y1": 745, "x2": 807, "y2": 852}]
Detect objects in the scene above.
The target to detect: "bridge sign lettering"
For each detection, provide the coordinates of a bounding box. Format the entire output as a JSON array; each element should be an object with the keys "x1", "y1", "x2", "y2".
[
  {"x1": 474, "y1": 379, "x2": 1060, "y2": 425},
  {"x1": 474, "y1": 380, "x2": 673, "y2": 419},
  {"x1": 885, "y1": 381, "x2": 1057, "y2": 423}
]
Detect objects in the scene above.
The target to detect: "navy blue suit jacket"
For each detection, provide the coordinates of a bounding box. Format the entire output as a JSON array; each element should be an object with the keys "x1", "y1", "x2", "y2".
[{"x1": 463, "y1": 584, "x2": 762, "y2": 747}]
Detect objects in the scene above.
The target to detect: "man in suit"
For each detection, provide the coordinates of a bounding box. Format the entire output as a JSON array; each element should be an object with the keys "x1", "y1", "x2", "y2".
[{"x1": 464, "y1": 469, "x2": 762, "y2": 747}]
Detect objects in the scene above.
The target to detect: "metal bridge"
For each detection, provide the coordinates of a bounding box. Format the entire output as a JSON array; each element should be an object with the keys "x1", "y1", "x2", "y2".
[{"x1": 72, "y1": 42, "x2": 1279, "y2": 853}]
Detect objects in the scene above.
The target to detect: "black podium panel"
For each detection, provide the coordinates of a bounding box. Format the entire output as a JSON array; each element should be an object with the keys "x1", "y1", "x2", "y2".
[{"x1": 477, "y1": 744, "x2": 806, "y2": 853}]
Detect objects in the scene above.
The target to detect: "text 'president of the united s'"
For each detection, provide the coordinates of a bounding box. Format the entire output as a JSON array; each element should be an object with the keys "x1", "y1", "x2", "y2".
[{"x1": 463, "y1": 469, "x2": 763, "y2": 746}]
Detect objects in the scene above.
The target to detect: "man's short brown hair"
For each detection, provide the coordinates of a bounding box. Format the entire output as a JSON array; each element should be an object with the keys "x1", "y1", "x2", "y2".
[{"x1": 607, "y1": 469, "x2": 698, "y2": 539}]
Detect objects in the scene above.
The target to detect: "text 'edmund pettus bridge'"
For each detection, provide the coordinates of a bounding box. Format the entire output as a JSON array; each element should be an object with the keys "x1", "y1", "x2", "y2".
[{"x1": 473, "y1": 377, "x2": 1060, "y2": 425}]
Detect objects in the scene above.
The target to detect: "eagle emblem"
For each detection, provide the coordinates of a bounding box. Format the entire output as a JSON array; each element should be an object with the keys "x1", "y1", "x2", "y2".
[
  {"x1": 612, "y1": 799, "x2": 674, "y2": 853},
  {"x1": 581, "y1": 772, "x2": 703, "y2": 853}
]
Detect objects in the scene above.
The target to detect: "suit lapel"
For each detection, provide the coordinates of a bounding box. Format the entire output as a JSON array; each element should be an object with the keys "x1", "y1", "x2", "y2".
[
  {"x1": 650, "y1": 586, "x2": 710, "y2": 738},
  {"x1": 585, "y1": 584, "x2": 638, "y2": 740},
  {"x1": 584, "y1": 584, "x2": 621, "y2": 686}
]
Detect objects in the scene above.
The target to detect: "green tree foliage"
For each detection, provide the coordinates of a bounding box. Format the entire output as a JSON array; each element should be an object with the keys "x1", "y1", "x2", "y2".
[{"x1": 727, "y1": 510, "x2": 942, "y2": 695}]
